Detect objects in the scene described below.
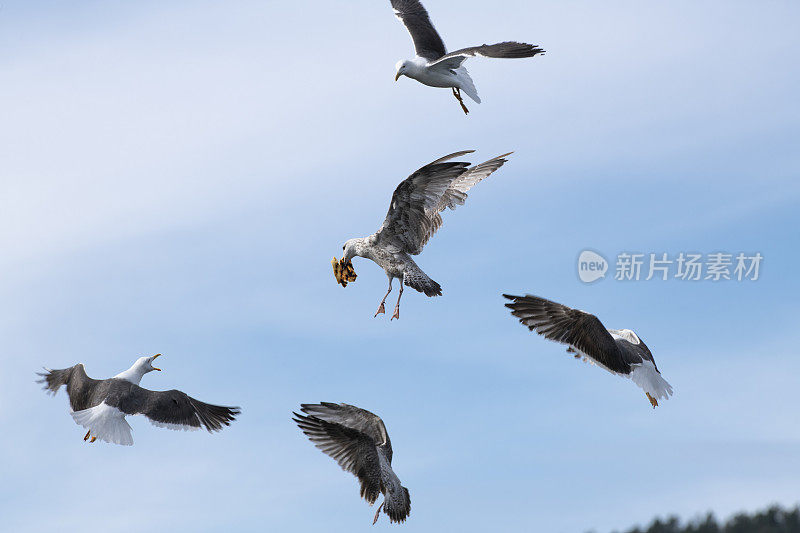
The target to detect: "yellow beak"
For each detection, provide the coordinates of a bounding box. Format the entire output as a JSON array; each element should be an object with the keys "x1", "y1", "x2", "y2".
[
  {"x1": 395, "y1": 72, "x2": 401, "y2": 82},
  {"x1": 152, "y1": 353, "x2": 162, "y2": 371}
]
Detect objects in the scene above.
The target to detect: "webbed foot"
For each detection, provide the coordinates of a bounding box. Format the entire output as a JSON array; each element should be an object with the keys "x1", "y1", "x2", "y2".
[
  {"x1": 372, "y1": 502, "x2": 385, "y2": 525},
  {"x1": 646, "y1": 392, "x2": 658, "y2": 408}
]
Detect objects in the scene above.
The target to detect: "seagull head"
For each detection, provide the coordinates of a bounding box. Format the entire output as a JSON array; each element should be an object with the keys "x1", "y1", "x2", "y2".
[
  {"x1": 342, "y1": 239, "x2": 358, "y2": 261},
  {"x1": 136, "y1": 353, "x2": 162, "y2": 373},
  {"x1": 115, "y1": 353, "x2": 163, "y2": 384},
  {"x1": 395, "y1": 60, "x2": 410, "y2": 81}
]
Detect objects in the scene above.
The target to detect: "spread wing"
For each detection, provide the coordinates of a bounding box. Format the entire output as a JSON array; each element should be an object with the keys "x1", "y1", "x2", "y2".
[
  {"x1": 616, "y1": 339, "x2": 654, "y2": 370},
  {"x1": 293, "y1": 410, "x2": 383, "y2": 504},
  {"x1": 428, "y1": 41, "x2": 544, "y2": 69},
  {"x1": 37, "y1": 364, "x2": 99, "y2": 412},
  {"x1": 503, "y1": 294, "x2": 631, "y2": 374},
  {"x1": 110, "y1": 385, "x2": 240, "y2": 432},
  {"x1": 375, "y1": 151, "x2": 509, "y2": 255},
  {"x1": 300, "y1": 402, "x2": 392, "y2": 458},
  {"x1": 390, "y1": 0, "x2": 446, "y2": 61}
]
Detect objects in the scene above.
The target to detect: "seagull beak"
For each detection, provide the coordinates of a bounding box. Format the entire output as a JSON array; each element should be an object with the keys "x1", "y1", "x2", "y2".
[
  {"x1": 151, "y1": 353, "x2": 162, "y2": 371},
  {"x1": 395, "y1": 72, "x2": 401, "y2": 82}
]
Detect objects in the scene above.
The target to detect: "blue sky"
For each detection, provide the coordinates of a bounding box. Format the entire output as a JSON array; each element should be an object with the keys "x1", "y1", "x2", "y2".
[{"x1": 1, "y1": 1, "x2": 799, "y2": 531}]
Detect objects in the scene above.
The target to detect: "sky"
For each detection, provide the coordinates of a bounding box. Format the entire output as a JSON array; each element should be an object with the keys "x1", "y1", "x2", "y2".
[{"x1": 1, "y1": 1, "x2": 799, "y2": 531}]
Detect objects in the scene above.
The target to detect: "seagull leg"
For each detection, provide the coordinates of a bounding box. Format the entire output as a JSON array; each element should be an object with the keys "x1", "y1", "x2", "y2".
[
  {"x1": 372, "y1": 502, "x2": 385, "y2": 525},
  {"x1": 452, "y1": 87, "x2": 469, "y2": 115},
  {"x1": 83, "y1": 430, "x2": 91, "y2": 442},
  {"x1": 374, "y1": 281, "x2": 392, "y2": 317},
  {"x1": 391, "y1": 284, "x2": 404, "y2": 321},
  {"x1": 646, "y1": 392, "x2": 658, "y2": 409}
]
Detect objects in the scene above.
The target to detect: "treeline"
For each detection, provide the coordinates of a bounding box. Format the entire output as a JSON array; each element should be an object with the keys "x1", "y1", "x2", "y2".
[{"x1": 613, "y1": 506, "x2": 800, "y2": 533}]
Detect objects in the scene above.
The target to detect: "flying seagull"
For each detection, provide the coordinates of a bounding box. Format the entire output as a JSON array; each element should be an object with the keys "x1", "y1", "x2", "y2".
[
  {"x1": 38, "y1": 354, "x2": 240, "y2": 445},
  {"x1": 293, "y1": 403, "x2": 411, "y2": 525},
  {"x1": 503, "y1": 295, "x2": 674, "y2": 408},
  {"x1": 390, "y1": 0, "x2": 544, "y2": 114},
  {"x1": 338, "y1": 150, "x2": 510, "y2": 320}
]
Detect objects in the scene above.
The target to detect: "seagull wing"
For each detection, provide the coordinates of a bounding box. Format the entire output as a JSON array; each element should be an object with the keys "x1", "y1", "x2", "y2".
[
  {"x1": 293, "y1": 409, "x2": 384, "y2": 504},
  {"x1": 434, "y1": 152, "x2": 511, "y2": 213},
  {"x1": 503, "y1": 294, "x2": 631, "y2": 373},
  {"x1": 37, "y1": 364, "x2": 100, "y2": 411},
  {"x1": 428, "y1": 41, "x2": 544, "y2": 69},
  {"x1": 615, "y1": 336, "x2": 658, "y2": 371},
  {"x1": 300, "y1": 402, "x2": 392, "y2": 457},
  {"x1": 390, "y1": 0, "x2": 446, "y2": 61},
  {"x1": 110, "y1": 384, "x2": 240, "y2": 432},
  {"x1": 375, "y1": 151, "x2": 508, "y2": 255}
]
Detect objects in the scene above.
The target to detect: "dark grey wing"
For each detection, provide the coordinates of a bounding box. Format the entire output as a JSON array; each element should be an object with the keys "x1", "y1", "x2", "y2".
[
  {"x1": 377, "y1": 152, "x2": 510, "y2": 255},
  {"x1": 375, "y1": 151, "x2": 507, "y2": 255},
  {"x1": 434, "y1": 152, "x2": 511, "y2": 214},
  {"x1": 411, "y1": 152, "x2": 511, "y2": 252},
  {"x1": 429, "y1": 41, "x2": 544, "y2": 69},
  {"x1": 424, "y1": 149, "x2": 475, "y2": 165},
  {"x1": 390, "y1": 0, "x2": 446, "y2": 61},
  {"x1": 293, "y1": 411, "x2": 383, "y2": 504},
  {"x1": 503, "y1": 294, "x2": 631, "y2": 374},
  {"x1": 300, "y1": 402, "x2": 392, "y2": 460},
  {"x1": 110, "y1": 385, "x2": 239, "y2": 432},
  {"x1": 37, "y1": 366, "x2": 76, "y2": 395},
  {"x1": 374, "y1": 154, "x2": 471, "y2": 255},
  {"x1": 616, "y1": 338, "x2": 658, "y2": 371},
  {"x1": 37, "y1": 364, "x2": 99, "y2": 411}
]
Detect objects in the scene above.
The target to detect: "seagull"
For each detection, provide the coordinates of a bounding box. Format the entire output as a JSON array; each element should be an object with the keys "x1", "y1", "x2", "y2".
[
  {"x1": 339, "y1": 150, "x2": 510, "y2": 320},
  {"x1": 37, "y1": 354, "x2": 240, "y2": 445},
  {"x1": 503, "y1": 295, "x2": 674, "y2": 408},
  {"x1": 390, "y1": 0, "x2": 544, "y2": 114},
  {"x1": 293, "y1": 403, "x2": 410, "y2": 525}
]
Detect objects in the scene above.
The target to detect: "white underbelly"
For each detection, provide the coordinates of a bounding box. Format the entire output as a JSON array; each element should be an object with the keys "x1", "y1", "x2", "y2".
[{"x1": 412, "y1": 71, "x2": 457, "y2": 88}]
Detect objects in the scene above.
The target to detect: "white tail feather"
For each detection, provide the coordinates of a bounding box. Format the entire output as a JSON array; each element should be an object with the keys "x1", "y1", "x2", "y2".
[
  {"x1": 456, "y1": 67, "x2": 481, "y2": 103},
  {"x1": 71, "y1": 403, "x2": 134, "y2": 446},
  {"x1": 629, "y1": 360, "x2": 673, "y2": 401}
]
